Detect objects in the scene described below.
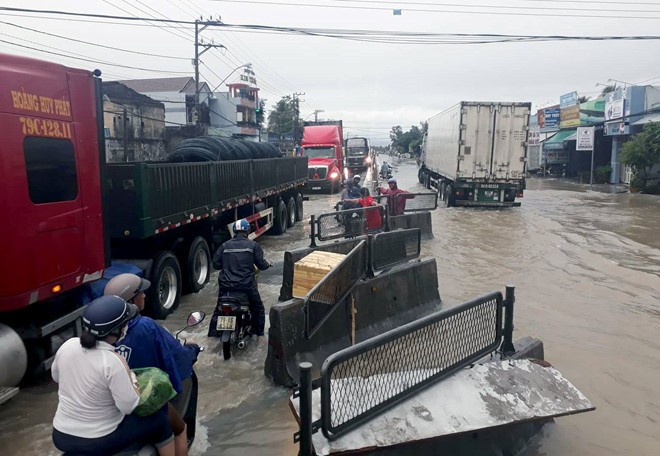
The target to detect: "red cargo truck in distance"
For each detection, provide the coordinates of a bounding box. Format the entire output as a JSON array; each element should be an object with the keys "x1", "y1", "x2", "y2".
[
  {"x1": 301, "y1": 120, "x2": 346, "y2": 193},
  {"x1": 0, "y1": 53, "x2": 307, "y2": 395}
]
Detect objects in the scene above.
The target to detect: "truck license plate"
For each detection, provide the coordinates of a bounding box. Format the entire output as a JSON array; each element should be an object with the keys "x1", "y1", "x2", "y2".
[
  {"x1": 312, "y1": 187, "x2": 321, "y2": 190},
  {"x1": 216, "y1": 316, "x2": 236, "y2": 331}
]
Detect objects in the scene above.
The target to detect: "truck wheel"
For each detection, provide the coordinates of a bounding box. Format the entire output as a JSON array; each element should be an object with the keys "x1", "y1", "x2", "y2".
[
  {"x1": 185, "y1": 237, "x2": 211, "y2": 293},
  {"x1": 295, "y1": 193, "x2": 304, "y2": 221},
  {"x1": 418, "y1": 169, "x2": 424, "y2": 184},
  {"x1": 146, "y1": 252, "x2": 182, "y2": 320},
  {"x1": 440, "y1": 181, "x2": 446, "y2": 201},
  {"x1": 286, "y1": 197, "x2": 296, "y2": 228},
  {"x1": 445, "y1": 184, "x2": 454, "y2": 208},
  {"x1": 270, "y1": 200, "x2": 288, "y2": 235}
]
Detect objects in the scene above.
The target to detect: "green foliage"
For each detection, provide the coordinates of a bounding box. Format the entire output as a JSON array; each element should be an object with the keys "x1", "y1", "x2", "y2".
[
  {"x1": 256, "y1": 98, "x2": 266, "y2": 131},
  {"x1": 594, "y1": 165, "x2": 612, "y2": 184},
  {"x1": 267, "y1": 96, "x2": 301, "y2": 142},
  {"x1": 389, "y1": 122, "x2": 427, "y2": 156},
  {"x1": 621, "y1": 122, "x2": 660, "y2": 191}
]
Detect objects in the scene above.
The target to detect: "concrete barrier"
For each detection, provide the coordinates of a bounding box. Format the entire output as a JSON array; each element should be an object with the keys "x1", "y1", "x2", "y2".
[
  {"x1": 266, "y1": 257, "x2": 442, "y2": 386},
  {"x1": 278, "y1": 237, "x2": 366, "y2": 301},
  {"x1": 387, "y1": 212, "x2": 434, "y2": 239}
]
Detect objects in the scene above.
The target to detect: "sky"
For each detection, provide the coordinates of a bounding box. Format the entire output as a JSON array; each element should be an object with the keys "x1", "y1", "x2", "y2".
[{"x1": 2, "y1": 0, "x2": 660, "y2": 144}]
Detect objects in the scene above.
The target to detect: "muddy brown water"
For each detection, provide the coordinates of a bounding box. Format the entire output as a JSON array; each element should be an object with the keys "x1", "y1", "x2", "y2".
[{"x1": 0, "y1": 158, "x2": 658, "y2": 456}]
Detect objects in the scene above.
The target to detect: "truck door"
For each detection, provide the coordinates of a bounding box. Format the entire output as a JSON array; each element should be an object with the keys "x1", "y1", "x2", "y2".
[
  {"x1": 461, "y1": 103, "x2": 495, "y2": 179},
  {"x1": 0, "y1": 62, "x2": 89, "y2": 309},
  {"x1": 491, "y1": 104, "x2": 529, "y2": 179}
]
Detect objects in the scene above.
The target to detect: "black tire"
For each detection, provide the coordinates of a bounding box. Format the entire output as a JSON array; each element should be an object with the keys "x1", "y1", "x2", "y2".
[
  {"x1": 418, "y1": 169, "x2": 424, "y2": 184},
  {"x1": 295, "y1": 193, "x2": 304, "y2": 221},
  {"x1": 146, "y1": 251, "x2": 182, "y2": 320},
  {"x1": 286, "y1": 197, "x2": 296, "y2": 228},
  {"x1": 445, "y1": 184, "x2": 454, "y2": 208},
  {"x1": 223, "y1": 342, "x2": 231, "y2": 360},
  {"x1": 425, "y1": 174, "x2": 431, "y2": 189},
  {"x1": 185, "y1": 237, "x2": 211, "y2": 293},
  {"x1": 270, "y1": 200, "x2": 288, "y2": 235}
]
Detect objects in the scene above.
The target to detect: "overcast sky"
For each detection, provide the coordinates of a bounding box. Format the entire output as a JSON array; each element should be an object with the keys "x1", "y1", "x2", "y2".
[{"x1": 3, "y1": 0, "x2": 660, "y2": 144}]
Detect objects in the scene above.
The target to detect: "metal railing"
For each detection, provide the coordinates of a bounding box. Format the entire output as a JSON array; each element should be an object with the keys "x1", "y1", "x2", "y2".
[
  {"x1": 370, "y1": 229, "x2": 421, "y2": 273},
  {"x1": 375, "y1": 191, "x2": 438, "y2": 216},
  {"x1": 314, "y1": 206, "x2": 386, "y2": 242},
  {"x1": 305, "y1": 240, "x2": 368, "y2": 338},
  {"x1": 319, "y1": 291, "x2": 504, "y2": 440}
]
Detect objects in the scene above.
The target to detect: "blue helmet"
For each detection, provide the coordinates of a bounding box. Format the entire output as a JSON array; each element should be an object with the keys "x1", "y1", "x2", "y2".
[
  {"x1": 83, "y1": 295, "x2": 137, "y2": 338},
  {"x1": 233, "y1": 219, "x2": 250, "y2": 234}
]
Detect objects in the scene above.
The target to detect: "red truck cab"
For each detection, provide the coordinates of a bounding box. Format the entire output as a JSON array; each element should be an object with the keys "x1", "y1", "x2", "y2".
[
  {"x1": 0, "y1": 54, "x2": 106, "y2": 313},
  {"x1": 301, "y1": 121, "x2": 345, "y2": 193}
]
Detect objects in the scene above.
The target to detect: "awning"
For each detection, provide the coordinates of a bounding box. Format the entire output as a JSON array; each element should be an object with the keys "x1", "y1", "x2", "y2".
[
  {"x1": 543, "y1": 129, "x2": 576, "y2": 150},
  {"x1": 633, "y1": 112, "x2": 660, "y2": 125}
]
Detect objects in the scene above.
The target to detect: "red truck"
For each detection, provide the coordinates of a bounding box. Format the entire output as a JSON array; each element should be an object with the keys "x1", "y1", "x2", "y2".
[
  {"x1": 301, "y1": 120, "x2": 346, "y2": 193},
  {"x1": 0, "y1": 53, "x2": 307, "y2": 395}
]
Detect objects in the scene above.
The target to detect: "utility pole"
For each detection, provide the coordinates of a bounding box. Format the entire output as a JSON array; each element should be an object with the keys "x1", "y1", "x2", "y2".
[
  {"x1": 194, "y1": 19, "x2": 224, "y2": 125},
  {"x1": 292, "y1": 92, "x2": 304, "y2": 145},
  {"x1": 313, "y1": 109, "x2": 324, "y2": 122}
]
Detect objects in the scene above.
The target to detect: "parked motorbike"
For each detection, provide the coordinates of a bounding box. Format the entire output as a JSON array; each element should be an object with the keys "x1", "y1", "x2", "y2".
[
  {"x1": 209, "y1": 291, "x2": 252, "y2": 360},
  {"x1": 116, "y1": 311, "x2": 205, "y2": 456}
]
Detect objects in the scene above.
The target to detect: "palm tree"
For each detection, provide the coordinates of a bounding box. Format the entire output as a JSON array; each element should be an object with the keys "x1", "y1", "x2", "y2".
[
  {"x1": 578, "y1": 95, "x2": 591, "y2": 103},
  {"x1": 600, "y1": 84, "x2": 618, "y2": 97}
]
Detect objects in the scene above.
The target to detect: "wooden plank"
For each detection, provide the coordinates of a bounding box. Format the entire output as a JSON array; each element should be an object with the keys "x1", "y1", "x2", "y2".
[{"x1": 292, "y1": 251, "x2": 346, "y2": 298}]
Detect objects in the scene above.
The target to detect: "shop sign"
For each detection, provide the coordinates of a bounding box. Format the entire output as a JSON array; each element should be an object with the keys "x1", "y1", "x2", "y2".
[
  {"x1": 604, "y1": 121, "x2": 629, "y2": 136},
  {"x1": 560, "y1": 105, "x2": 580, "y2": 128},
  {"x1": 528, "y1": 127, "x2": 540, "y2": 146},
  {"x1": 576, "y1": 127, "x2": 595, "y2": 151},
  {"x1": 605, "y1": 98, "x2": 625, "y2": 121},
  {"x1": 560, "y1": 91, "x2": 579, "y2": 108},
  {"x1": 543, "y1": 108, "x2": 560, "y2": 131}
]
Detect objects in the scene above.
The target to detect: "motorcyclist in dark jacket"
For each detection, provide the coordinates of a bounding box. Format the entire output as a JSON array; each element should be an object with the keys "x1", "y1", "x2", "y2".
[{"x1": 212, "y1": 219, "x2": 271, "y2": 336}]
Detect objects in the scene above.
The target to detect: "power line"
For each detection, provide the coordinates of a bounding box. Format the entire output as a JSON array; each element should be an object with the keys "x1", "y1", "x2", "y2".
[
  {"x1": 0, "y1": 36, "x2": 190, "y2": 74},
  {"x1": 210, "y1": 0, "x2": 660, "y2": 19},
  {"x1": 0, "y1": 20, "x2": 189, "y2": 60}
]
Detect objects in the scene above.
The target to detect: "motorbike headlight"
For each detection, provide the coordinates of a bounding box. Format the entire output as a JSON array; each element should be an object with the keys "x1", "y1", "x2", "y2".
[{"x1": 329, "y1": 171, "x2": 339, "y2": 179}]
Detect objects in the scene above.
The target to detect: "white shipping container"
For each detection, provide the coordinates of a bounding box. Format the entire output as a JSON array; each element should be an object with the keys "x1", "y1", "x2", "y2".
[{"x1": 425, "y1": 102, "x2": 530, "y2": 182}]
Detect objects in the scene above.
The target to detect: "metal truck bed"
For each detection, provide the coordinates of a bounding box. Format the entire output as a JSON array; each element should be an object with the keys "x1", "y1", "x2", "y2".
[{"x1": 106, "y1": 157, "x2": 307, "y2": 239}]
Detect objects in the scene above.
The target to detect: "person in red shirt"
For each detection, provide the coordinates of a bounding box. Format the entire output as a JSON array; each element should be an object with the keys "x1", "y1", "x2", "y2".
[
  {"x1": 343, "y1": 187, "x2": 383, "y2": 231},
  {"x1": 377, "y1": 178, "x2": 414, "y2": 216}
]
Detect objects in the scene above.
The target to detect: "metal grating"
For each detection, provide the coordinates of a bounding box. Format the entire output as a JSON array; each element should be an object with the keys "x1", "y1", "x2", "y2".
[
  {"x1": 316, "y1": 206, "x2": 386, "y2": 241},
  {"x1": 305, "y1": 241, "x2": 368, "y2": 337},
  {"x1": 393, "y1": 191, "x2": 438, "y2": 213},
  {"x1": 370, "y1": 229, "x2": 421, "y2": 272},
  {"x1": 320, "y1": 292, "x2": 503, "y2": 439}
]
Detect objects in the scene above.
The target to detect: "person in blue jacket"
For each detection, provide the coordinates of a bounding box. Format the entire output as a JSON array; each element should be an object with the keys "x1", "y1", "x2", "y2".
[{"x1": 104, "y1": 273, "x2": 200, "y2": 456}]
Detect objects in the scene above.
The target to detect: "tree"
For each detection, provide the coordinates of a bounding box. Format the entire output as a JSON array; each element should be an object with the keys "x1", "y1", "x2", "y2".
[
  {"x1": 621, "y1": 122, "x2": 660, "y2": 192},
  {"x1": 578, "y1": 95, "x2": 591, "y2": 103},
  {"x1": 389, "y1": 122, "x2": 426, "y2": 156},
  {"x1": 600, "y1": 84, "x2": 617, "y2": 97},
  {"x1": 256, "y1": 98, "x2": 266, "y2": 131}
]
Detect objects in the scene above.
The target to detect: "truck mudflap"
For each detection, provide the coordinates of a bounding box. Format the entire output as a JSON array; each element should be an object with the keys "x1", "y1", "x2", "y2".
[{"x1": 456, "y1": 200, "x2": 521, "y2": 207}]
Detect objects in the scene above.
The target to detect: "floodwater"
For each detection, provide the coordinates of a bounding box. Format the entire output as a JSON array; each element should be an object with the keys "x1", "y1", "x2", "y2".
[{"x1": 1, "y1": 158, "x2": 658, "y2": 456}]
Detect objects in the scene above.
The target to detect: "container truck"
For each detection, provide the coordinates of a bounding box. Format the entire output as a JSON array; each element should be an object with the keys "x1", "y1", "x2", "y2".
[
  {"x1": 419, "y1": 102, "x2": 530, "y2": 207},
  {"x1": 301, "y1": 120, "x2": 346, "y2": 193},
  {"x1": 0, "y1": 52, "x2": 307, "y2": 394},
  {"x1": 345, "y1": 137, "x2": 373, "y2": 173}
]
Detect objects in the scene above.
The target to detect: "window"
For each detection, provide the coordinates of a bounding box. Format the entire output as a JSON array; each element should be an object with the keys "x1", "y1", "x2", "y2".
[{"x1": 24, "y1": 137, "x2": 78, "y2": 204}]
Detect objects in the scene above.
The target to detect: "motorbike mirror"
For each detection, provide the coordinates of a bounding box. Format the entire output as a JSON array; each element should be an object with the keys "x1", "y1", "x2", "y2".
[{"x1": 187, "y1": 311, "x2": 206, "y2": 327}]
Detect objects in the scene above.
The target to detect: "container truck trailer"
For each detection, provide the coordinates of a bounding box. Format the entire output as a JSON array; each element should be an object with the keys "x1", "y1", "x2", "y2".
[{"x1": 419, "y1": 102, "x2": 530, "y2": 207}]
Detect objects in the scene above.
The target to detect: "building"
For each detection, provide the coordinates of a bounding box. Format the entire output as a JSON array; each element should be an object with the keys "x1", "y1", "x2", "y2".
[
  {"x1": 603, "y1": 85, "x2": 660, "y2": 184},
  {"x1": 102, "y1": 81, "x2": 166, "y2": 162},
  {"x1": 208, "y1": 68, "x2": 260, "y2": 141},
  {"x1": 117, "y1": 77, "x2": 211, "y2": 126}
]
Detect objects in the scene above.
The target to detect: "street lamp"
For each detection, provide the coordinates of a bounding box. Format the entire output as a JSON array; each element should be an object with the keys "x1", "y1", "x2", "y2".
[
  {"x1": 608, "y1": 78, "x2": 634, "y2": 87},
  {"x1": 210, "y1": 63, "x2": 252, "y2": 93}
]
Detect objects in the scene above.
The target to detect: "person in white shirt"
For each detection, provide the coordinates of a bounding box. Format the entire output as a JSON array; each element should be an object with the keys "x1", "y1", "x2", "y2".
[{"x1": 51, "y1": 295, "x2": 175, "y2": 456}]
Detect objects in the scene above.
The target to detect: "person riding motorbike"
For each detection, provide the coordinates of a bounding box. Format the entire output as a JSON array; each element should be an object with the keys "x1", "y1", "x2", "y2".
[
  {"x1": 104, "y1": 274, "x2": 200, "y2": 456},
  {"x1": 52, "y1": 295, "x2": 175, "y2": 456},
  {"x1": 340, "y1": 179, "x2": 362, "y2": 210},
  {"x1": 352, "y1": 175, "x2": 362, "y2": 191},
  {"x1": 212, "y1": 219, "x2": 271, "y2": 338}
]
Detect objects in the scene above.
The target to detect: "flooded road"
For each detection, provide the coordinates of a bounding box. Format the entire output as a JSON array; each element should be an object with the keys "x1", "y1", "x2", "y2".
[{"x1": 1, "y1": 158, "x2": 659, "y2": 455}]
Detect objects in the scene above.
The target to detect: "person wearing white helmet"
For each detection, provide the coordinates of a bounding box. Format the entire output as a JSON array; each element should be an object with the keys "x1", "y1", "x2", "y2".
[
  {"x1": 104, "y1": 273, "x2": 199, "y2": 456},
  {"x1": 212, "y1": 219, "x2": 272, "y2": 337},
  {"x1": 51, "y1": 296, "x2": 175, "y2": 456}
]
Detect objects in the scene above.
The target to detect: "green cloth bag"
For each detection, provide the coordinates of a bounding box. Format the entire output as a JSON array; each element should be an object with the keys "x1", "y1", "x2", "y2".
[{"x1": 132, "y1": 367, "x2": 177, "y2": 417}]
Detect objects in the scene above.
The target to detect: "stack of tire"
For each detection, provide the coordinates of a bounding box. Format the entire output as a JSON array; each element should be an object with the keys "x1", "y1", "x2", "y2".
[{"x1": 169, "y1": 137, "x2": 281, "y2": 162}]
